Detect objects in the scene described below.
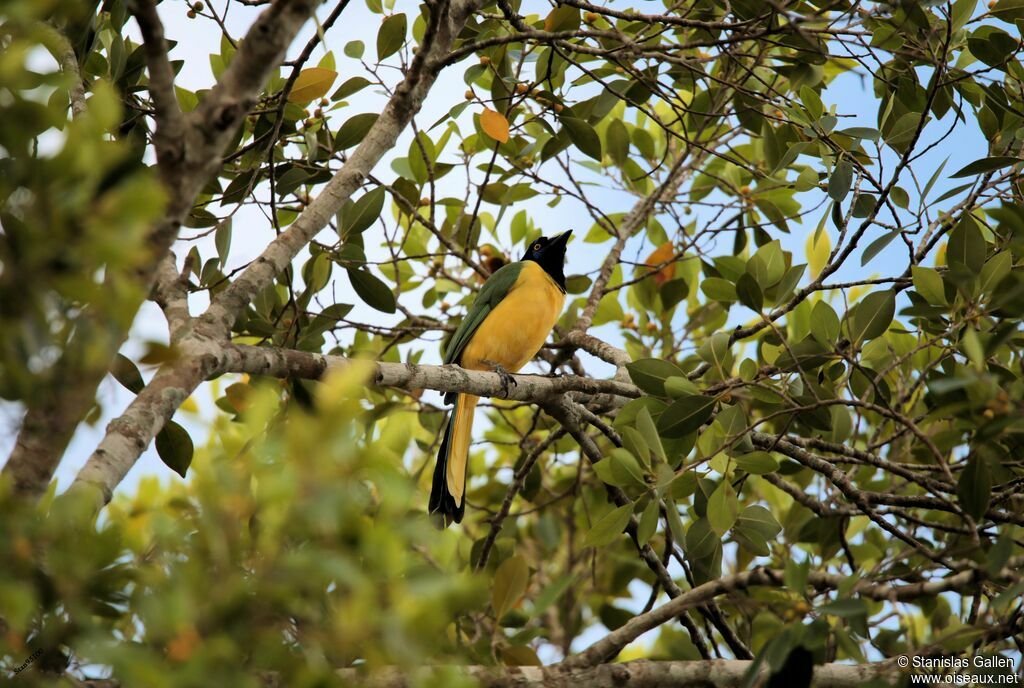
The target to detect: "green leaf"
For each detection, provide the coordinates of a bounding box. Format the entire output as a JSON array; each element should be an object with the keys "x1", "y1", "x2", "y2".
[
  {"x1": 625, "y1": 358, "x2": 685, "y2": 396},
  {"x1": 809, "y1": 300, "x2": 840, "y2": 346},
  {"x1": 155, "y1": 420, "x2": 194, "y2": 478},
  {"x1": 492, "y1": 554, "x2": 529, "y2": 620},
  {"x1": 912, "y1": 266, "x2": 947, "y2": 306},
  {"x1": 215, "y1": 217, "x2": 232, "y2": 267},
  {"x1": 582, "y1": 503, "x2": 633, "y2": 548},
  {"x1": 332, "y1": 76, "x2": 371, "y2": 100},
  {"x1": 949, "y1": 156, "x2": 1022, "y2": 178},
  {"x1": 957, "y1": 455, "x2": 991, "y2": 520},
  {"x1": 657, "y1": 395, "x2": 716, "y2": 438},
  {"x1": 707, "y1": 481, "x2": 739, "y2": 536},
  {"x1": 339, "y1": 186, "x2": 386, "y2": 238},
  {"x1": 335, "y1": 113, "x2": 379, "y2": 150},
  {"x1": 111, "y1": 354, "x2": 145, "y2": 394},
  {"x1": 637, "y1": 499, "x2": 659, "y2": 546},
  {"x1": 344, "y1": 40, "x2": 364, "y2": 59},
  {"x1": 376, "y1": 13, "x2": 407, "y2": 60},
  {"x1": 609, "y1": 448, "x2": 647, "y2": 488},
  {"x1": 819, "y1": 598, "x2": 868, "y2": 618},
  {"x1": 848, "y1": 290, "x2": 895, "y2": 342},
  {"x1": 747, "y1": 241, "x2": 786, "y2": 288},
  {"x1": 732, "y1": 504, "x2": 781, "y2": 555},
  {"x1": 544, "y1": 4, "x2": 581, "y2": 31},
  {"x1": 560, "y1": 116, "x2": 602, "y2": 161},
  {"x1": 884, "y1": 112, "x2": 923, "y2": 153},
  {"x1": 734, "y1": 451, "x2": 779, "y2": 475},
  {"x1": 946, "y1": 215, "x2": 986, "y2": 274},
  {"x1": 828, "y1": 159, "x2": 853, "y2": 202},
  {"x1": 799, "y1": 85, "x2": 823, "y2": 120},
  {"x1": 736, "y1": 272, "x2": 763, "y2": 311},
  {"x1": 891, "y1": 186, "x2": 910, "y2": 209},
  {"x1": 530, "y1": 574, "x2": 576, "y2": 618},
  {"x1": 635, "y1": 407, "x2": 666, "y2": 463},
  {"x1": 837, "y1": 127, "x2": 880, "y2": 141},
  {"x1": 348, "y1": 268, "x2": 396, "y2": 313},
  {"x1": 685, "y1": 517, "x2": 722, "y2": 583},
  {"x1": 697, "y1": 332, "x2": 731, "y2": 372},
  {"x1": 700, "y1": 277, "x2": 737, "y2": 302},
  {"x1": 860, "y1": 230, "x2": 899, "y2": 266},
  {"x1": 990, "y1": 0, "x2": 1024, "y2": 23},
  {"x1": 606, "y1": 119, "x2": 629, "y2": 165},
  {"x1": 979, "y1": 251, "x2": 1012, "y2": 293}
]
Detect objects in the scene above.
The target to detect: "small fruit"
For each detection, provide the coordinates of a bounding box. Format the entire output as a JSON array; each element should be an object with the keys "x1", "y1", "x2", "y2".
[
  {"x1": 479, "y1": 55, "x2": 491, "y2": 66},
  {"x1": 186, "y1": 9, "x2": 196, "y2": 18},
  {"x1": 645, "y1": 321, "x2": 658, "y2": 333},
  {"x1": 193, "y1": 1, "x2": 204, "y2": 10},
  {"x1": 739, "y1": 185, "x2": 751, "y2": 196},
  {"x1": 440, "y1": 301, "x2": 450, "y2": 312},
  {"x1": 419, "y1": 197, "x2": 430, "y2": 207},
  {"x1": 465, "y1": 90, "x2": 474, "y2": 100},
  {"x1": 553, "y1": 103, "x2": 564, "y2": 113},
  {"x1": 515, "y1": 82, "x2": 528, "y2": 94},
  {"x1": 320, "y1": 98, "x2": 329, "y2": 107},
  {"x1": 584, "y1": 11, "x2": 600, "y2": 23}
]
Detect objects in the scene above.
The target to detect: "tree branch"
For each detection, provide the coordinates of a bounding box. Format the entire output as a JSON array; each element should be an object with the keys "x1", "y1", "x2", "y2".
[
  {"x1": 74, "y1": 659, "x2": 899, "y2": 688},
  {"x1": 565, "y1": 564, "x2": 1017, "y2": 669}
]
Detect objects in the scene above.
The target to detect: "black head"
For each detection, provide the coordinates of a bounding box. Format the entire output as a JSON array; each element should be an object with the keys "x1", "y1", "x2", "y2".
[{"x1": 523, "y1": 230, "x2": 571, "y2": 292}]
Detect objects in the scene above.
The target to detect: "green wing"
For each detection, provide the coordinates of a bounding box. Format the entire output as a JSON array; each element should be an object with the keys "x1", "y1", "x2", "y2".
[{"x1": 443, "y1": 261, "x2": 525, "y2": 365}]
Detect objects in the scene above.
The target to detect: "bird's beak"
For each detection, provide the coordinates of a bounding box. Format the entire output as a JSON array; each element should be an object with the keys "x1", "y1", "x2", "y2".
[{"x1": 552, "y1": 229, "x2": 572, "y2": 250}]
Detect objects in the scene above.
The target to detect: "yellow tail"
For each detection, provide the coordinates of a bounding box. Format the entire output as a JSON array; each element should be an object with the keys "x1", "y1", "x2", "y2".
[
  {"x1": 447, "y1": 394, "x2": 478, "y2": 505},
  {"x1": 429, "y1": 393, "x2": 479, "y2": 525}
]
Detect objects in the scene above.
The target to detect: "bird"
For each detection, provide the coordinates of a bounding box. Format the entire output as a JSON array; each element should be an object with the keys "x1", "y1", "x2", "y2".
[{"x1": 429, "y1": 230, "x2": 572, "y2": 526}]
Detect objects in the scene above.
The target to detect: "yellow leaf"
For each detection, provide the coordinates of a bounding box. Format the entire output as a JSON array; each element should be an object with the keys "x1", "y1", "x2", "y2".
[
  {"x1": 480, "y1": 108, "x2": 510, "y2": 143},
  {"x1": 806, "y1": 227, "x2": 831, "y2": 278},
  {"x1": 287, "y1": 67, "x2": 338, "y2": 104}
]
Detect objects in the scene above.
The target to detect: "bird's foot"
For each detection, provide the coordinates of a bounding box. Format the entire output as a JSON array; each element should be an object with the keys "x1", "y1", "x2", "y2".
[{"x1": 484, "y1": 360, "x2": 518, "y2": 398}]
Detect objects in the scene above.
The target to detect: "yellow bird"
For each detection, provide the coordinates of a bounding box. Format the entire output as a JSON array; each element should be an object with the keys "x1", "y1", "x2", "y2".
[{"x1": 429, "y1": 231, "x2": 572, "y2": 525}]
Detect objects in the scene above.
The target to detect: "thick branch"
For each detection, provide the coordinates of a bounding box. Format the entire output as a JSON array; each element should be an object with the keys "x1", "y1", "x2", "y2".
[
  {"x1": 565, "y1": 565, "x2": 1009, "y2": 669},
  {"x1": 220, "y1": 343, "x2": 639, "y2": 402},
  {"x1": 128, "y1": 0, "x2": 186, "y2": 171},
  {"x1": 76, "y1": 659, "x2": 898, "y2": 688}
]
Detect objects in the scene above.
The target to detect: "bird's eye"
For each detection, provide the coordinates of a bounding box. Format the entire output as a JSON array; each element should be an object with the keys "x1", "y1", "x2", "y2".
[{"x1": 533, "y1": 243, "x2": 541, "y2": 251}]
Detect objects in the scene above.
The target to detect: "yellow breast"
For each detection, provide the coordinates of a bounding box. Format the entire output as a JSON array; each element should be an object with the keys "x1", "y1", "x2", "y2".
[{"x1": 461, "y1": 261, "x2": 565, "y2": 374}]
